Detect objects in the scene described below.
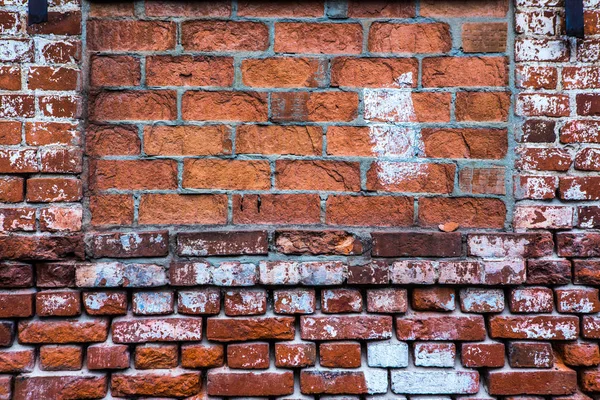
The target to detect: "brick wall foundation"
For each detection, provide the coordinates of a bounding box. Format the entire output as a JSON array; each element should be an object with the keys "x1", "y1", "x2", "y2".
[{"x1": 0, "y1": 0, "x2": 599, "y2": 398}]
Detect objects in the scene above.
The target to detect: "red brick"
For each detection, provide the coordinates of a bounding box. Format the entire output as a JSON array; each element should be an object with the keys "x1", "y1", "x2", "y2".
[
  {"x1": 516, "y1": 147, "x2": 571, "y2": 171},
  {"x1": 301, "y1": 315, "x2": 392, "y2": 340},
  {"x1": 300, "y1": 370, "x2": 374, "y2": 395},
  {"x1": 322, "y1": 289, "x2": 363, "y2": 313},
  {"x1": 0, "y1": 208, "x2": 35, "y2": 232},
  {"x1": 0, "y1": 95, "x2": 34, "y2": 118},
  {"x1": 27, "y1": 66, "x2": 78, "y2": 91},
  {"x1": 355, "y1": 268, "x2": 394, "y2": 289},
  {"x1": 139, "y1": 194, "x2": 227, "y2": 225},
  {"x1": 0, "y1": 66, "x2": 20, "y2": 91},
  {"x1": 25, "y1": 122, "x2": 79, "y2": 146},
  {"x1": 462, "y1": 22, "x2": 508, "y2": 52},
  {"x1": 520, "y1": 119, "x2": 557, "y2": 142},
  {"x1": 39, "y1": 95, "x2": 80, "y2": 118},
  {"x1": 242, "y1": 57, "x2": 326, "y2": 87},
  {"x1": 183, "y1": 159, "x2": 270, "y2": 190},
  {"x1": 111, "y1": 372, "x2": 201, "y2": 398},
  {"x1": 89, "y1": 1, "x2": 135, "y2": 17},
  {"x1": 509, "y1": 342, "x2": 553, "y2": 368},
  {"x1": 89, "y1": 231, "x2": 167, "y2": 259},
  {"x1": 147, "y1": 55, "x2": 233, "y2": 86},
  {"x1": 86, "y1": 124, "x2": 140, "y2": 156},
  {"x1": 0, "y1": 177, "x2": 23, "y2": 203},
  {"x1": 233, "y1": 194, "x2": 321, "y2": 225},
  {"x1": 87, "y1": 344, "x2": 129, "y2": 370},
  {"x1": 326, "y1": 195, "x2": 413, "y2": 227},
  {"x1": 331, "y1": 57, "x2": 418, "y2": 87},
  {"x1": 0, "y1": 262, "x2": 33, "y2": 288},
  {"x1": 585, "y1": 10, "x2": 600, "y2": 35},
  {"x1": 207, "y1": 371, "x2": 294, "y2": 397},
  {"x1": 373, "y1": 232, "x2": 461, "y2": 257},
  {"x1": 40, "y1": 147, "x2": 82, "y2": 174},
  {"x1": 36, "y1": 291, "x2": 80, "y2": 317},
  {"x1": 527, "y1": 259, "x2": 572, "y2": 285},
  {"x1": 0, "y1": 149, "x2": 37, "y2": 173},
  {"x1": 422, "y1": 57, "x2": 507, "y2": 87},
  {"x1": 369, "y1": 22, "x2": 451, "y2": 53},
  {"x1": 83, "y1": 291, "x2": 127, "y2": 316},
  {"x1": 422, "y1": 128, "x2": 507, "y2": 159},
  {"x1": 462, "y1": 343, "x2": 505, "y2": 368},
  {"x1": 418, "y1": 197, "x2": 506, "y2": 228},
  {"x1": 514, "y1": 175, "x2": 557, "y2": 200},
  {"x1": 87, "y1": 20, "x2": 176, "y2": 51},
  {"x1": 517, "y1": 65, "x2": 558, "y2": 89},
  {"x1": 177, "y1": 288, "x2": 221, "y2": 314},
  {"x1": 518, "y1": 93, "x2": 570, "y2": 117},
  {"x1": 182, "y1": 90, "x2": 267, "y2": 121},
  {"x1": 276, "y1": 160, "x2": 360, "y2": 191},
  {"x1": 0, "y1": 350, "x2": 34, "y2": 373},
  {"x1": 181, "y1": 344, "x2": 224, "y2": 368},
  {"x1": 40, "y1": 345, "x2": 82, "y2": 371},
  {"x1": 275, "y1": 343, "x2": 316, "y2": 369},
  {"x1": 238, "y1": 1, "x2": 323, "y2": 17},
  {"x1": 412, "y1": 287, "x2": 455, "y2": 311},
  {"x1": 228, "y1": 342, "x2": 269, "y2": 369},
  {"x1": 207, "y1": 317, "x2": 295, "y2": 342},
  {"x1": 90, "y1": 55, "x2": 140, "y2": 87},
  {"x1": 237, "y1": 125, "x2": 321, "y2": 155},
  {"x1": 90, "y1": 90, "x2": 177, "y2": 121},
  {"x1": 367, "y1": 162, "x2": 455, "y2": 193},
  {"x1": 0, "y1": 121, "x2": 21, "y2": 146},
  {"x1": 14, "y1": 376, "x2": 107, "y2": 400},
  {"x1": 271, "y1": 91, "x2": 358, "y2": 122},
  {"x1": 459, "y1": 166, "x2": 505, "y2": 195},
  {"x1": 89, "y1": 194, "x2": 134, "y2": 226},
  {"x1": 489, "y1": 316, "x2": 579, "y2": 340},
  {"x1": 488, "y1": 365, "x2": 576, "y2": 395},
  {"x1": 455, "y1": 92, "x2": 510, "y2": 121},
  {"x1": 91, "y1": 160, "x2": 177, "y2": 191},
  {"x1": 320, "y1": 342, "x2": 361, "y2": 368},
  {"x1": 396, "y1": 315, "x2": 486, "y2": 341},
  {"x1": 144, "y1": 125, "x2": 231, "y2": 156},
  {"x1": 38, "y1": 39, "x2": 81, "y2": 64},
  {"x1": 347, "y1": 1, "x2": 415, "y2": 17},
  {"x1": 421, "y1": 0, "x2": 508, "y2": 17},
  {"x1": 112, "y1": 318, "x2": 202, "y2": 343},
  {"x1": 134, "y1": 344, "x2": 177, "y2": 369},
  {"x1": 556, "y1": 288, "x2": 600, "y2": 313},
  {"x1": 225, "y1": 290, "x2": 267, "y2": 316},
  {"x1": 18, "y1": 320, "x2": 108, "y2": 344},
  {"x1": 27, "y1": 11, "x2": 80, "y2": 35},
  {"x1": 560, "y1": 343, "x2": 600, "y2": 367},
  {"x1": 275, "y1": 22, "x2": 362, "y2": 54},
  {"x1": 273, "y1": 289, "x2": 316, "y2": 314},
  {"x1": 0, "y1": 234, "x2": 83, "y2": 261},
  {"x1": 145, "y1": 0, "x2": 230, "y2": 16},
  {"x1": 182, "y1": 21, "x2": 268, "y2": 51},
  {"x1": 275, "y1": 230, "x2": 362, "y2": 255},
  {"x1": 367, "y1": 288, "x2": 407, "y2": 313}
]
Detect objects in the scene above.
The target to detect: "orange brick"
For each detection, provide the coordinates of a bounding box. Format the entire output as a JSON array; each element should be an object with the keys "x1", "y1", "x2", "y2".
[
  {"x1": 236, "y1": 125, "x2": 322, "y2": 155},
  {"x1": 138, "y1": 194, "x2": 228, "y2": 225},
  {"x1": 143, "y1": 125, "x2": 232, "y2": 156},
  {"x1": 419, "y1": 198, "x2": 506, "y2": 228},
  {"x1": 422, "y1": 57, "x2": 508, "y2": 87},
  {"x1": 326, "y1": 195, "x2": 414, "y2": 226},
  {"x1": 276, "y1": 160, "x2": 360, "y2": 191},
  {"x1": 275, "y1": 22, "x2": 363, "y2": 54},
  {"x1": 183, "y1": 159, "x2": 271, "y2": 190},
  {"x1": 182, "y1": 91, "x2": 268, "y2": 122},
  {"x1": 242, "y1": 57, "x2": 326, "y2": 87},
  {"x1": 369, "y1": 23, "x2": 451, "y2": 54}
]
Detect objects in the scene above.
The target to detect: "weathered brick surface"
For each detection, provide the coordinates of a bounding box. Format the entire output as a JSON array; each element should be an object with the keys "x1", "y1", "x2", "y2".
[{"x1": 0, "y1": 0, "x2": 597, "y2": 397}]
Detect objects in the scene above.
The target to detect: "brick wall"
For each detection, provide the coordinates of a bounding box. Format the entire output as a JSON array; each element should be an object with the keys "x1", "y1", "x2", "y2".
[{"x1": 0, "y1": 0, "x2": 598, "y2": 398}]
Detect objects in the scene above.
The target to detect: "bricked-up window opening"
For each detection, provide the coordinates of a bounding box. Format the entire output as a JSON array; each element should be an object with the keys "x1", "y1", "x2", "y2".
[{"x1": 2, "y1": 0, "x2": 600, "y2": 397}]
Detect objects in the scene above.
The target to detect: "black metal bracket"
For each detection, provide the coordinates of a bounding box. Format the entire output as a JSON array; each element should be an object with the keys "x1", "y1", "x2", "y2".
[
  {"x1": 28, "y1": 0, "x2": 48, "y2": 25},
  {"x1": 565, "y1": 0, "x2": 584, "y2": 39}
]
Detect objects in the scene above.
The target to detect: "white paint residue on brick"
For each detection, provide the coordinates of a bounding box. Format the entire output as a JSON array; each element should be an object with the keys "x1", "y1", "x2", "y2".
[
  {"x1": 563, "y1": 181, "x2": 587, "y2": 200},
  {"x1": 367, "y1": 342, "x2": 409, "y2": 368},
  {"x1": 364, "y1": 369, "x2": 389, "y2": 394},
  {"x1": 363, "y1": 73, "x2": 425, "y2": 186}
]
